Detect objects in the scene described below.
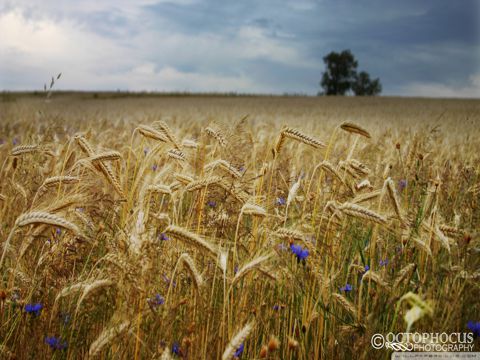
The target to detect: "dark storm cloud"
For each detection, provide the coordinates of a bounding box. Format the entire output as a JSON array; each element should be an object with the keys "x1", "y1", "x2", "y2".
[{"x1": 1, "y1": 0, "x2": 479, "y2": 96}]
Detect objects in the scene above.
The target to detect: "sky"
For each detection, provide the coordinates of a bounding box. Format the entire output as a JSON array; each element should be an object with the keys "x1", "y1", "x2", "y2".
[{"x1": 0, "y1": 0, "x2": 479, "y2": 97}]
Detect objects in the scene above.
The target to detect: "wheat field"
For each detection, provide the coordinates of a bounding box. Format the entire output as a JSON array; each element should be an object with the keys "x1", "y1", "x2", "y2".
[{"x1": 0, "y1": 93, "x2": 479, "y2": 359}]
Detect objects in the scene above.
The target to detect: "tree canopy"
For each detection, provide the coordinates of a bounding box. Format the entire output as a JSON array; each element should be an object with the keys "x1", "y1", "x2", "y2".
[{"x1": 319, "y1": 50, "x2": 382, "y2": 96}]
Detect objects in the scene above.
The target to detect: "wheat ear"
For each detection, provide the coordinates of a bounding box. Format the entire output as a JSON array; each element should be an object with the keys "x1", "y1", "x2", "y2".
[
  {"x1": 222, "y1": 321, "x2": 255, "y2": 360},
  {"x1": 340, "y1": 122, "x2": 371, "y2": 138},
  {"x1": 89, "y1": 320, "x2": 130, "y2": 357},
  {"x1": 339, "y1": 203, "x2": 387, "y2": 224},
  {"x1": 165, "y1": 225, "x2": 219, "y2": 259}
]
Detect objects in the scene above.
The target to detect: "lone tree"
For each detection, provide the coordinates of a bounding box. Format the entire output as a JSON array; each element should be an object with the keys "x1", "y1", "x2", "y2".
[
  {"x1": 351, "y1": 71, "x2": 382, "y2": 96},
  {"x1": 319, "y1": 50, "x2": 381, "y2": 96}
]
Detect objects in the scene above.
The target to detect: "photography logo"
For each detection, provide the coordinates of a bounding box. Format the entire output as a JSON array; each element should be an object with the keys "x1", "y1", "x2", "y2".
[{"x1": 371, "y1": 332, "x2": 475, "y2": 352}]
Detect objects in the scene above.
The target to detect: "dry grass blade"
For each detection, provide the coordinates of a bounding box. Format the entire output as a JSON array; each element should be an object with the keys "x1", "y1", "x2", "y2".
[{"x1": 222, "y1": 321, "x2": 255, "y2": 360}]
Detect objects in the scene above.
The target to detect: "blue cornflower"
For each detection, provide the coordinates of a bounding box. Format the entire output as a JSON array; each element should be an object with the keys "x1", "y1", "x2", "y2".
[
  {"x1": 25, "y1": 303, "x2": 43, "y2": 316},
  {"x1": 239, "y1": 166, "x2": 246, "y2": 173},
  {"x1": 208, "y1": 200, "x2": 216, "y2": 208},
  {"x1": 152, "y1": 164, "x2": 158, "y2": 171},
  {"x1": 234, "y1": 343, "x2": 244, "y2": 358},
  {"x1": 398, "y1": 179, "x2": 407, "y2": 191},
  {"x1": 152, "y1": 294, "x2": 165, "y2": 306},
  {"x1": 45, "y1": 336, "x2": 67, "y2": 350},
  {"x1": 467, "y1": 321, "x2": 480, "y2": 337},
  {"x1": 172, "y1": 342, "x2": 180, "y2": 355},
  {"x1": 273, "y1": 304, "x2": 280, "y2": 311},
  {"x1": 234, "y1": 265, "x2": 239, "y2": 274},
  {"x1": 379, "y1": 259, "x2": 389, "y2": 267},
  {"x1": 340, "y1": 284, "x2": 353, "y2": 292},
  {"x1": 159, "y1": 233, "x2": 169, "y2": 241},
  {"x1": 56, "y1": 228, "x2": 61, "y2": 236},
  {"x1": 364, "y1": 265, "x2": 370, "y2": 272},
  {"x1": 13, "y1": 138, "x2": 18, "y2": 146},
  {"x1": 290, "y1": 244, "x2": 309, "y2": 261},
  {"x1": 276, "y1": 197, "x2": 286, "y2": 206}
]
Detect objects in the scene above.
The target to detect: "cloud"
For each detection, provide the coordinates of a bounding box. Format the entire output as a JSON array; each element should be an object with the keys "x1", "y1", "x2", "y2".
[
  {"x1": 401, "y1": 74, "x2": 480, "y2": 98},
  {"x1": 0, "y1": 0, "x2": 478, "y2": 96}
]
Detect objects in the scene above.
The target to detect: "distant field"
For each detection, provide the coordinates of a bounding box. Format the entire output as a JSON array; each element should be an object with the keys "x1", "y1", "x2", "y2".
[{"x1": 0, "y1": 93, "x2": 479, "y2": 359}]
